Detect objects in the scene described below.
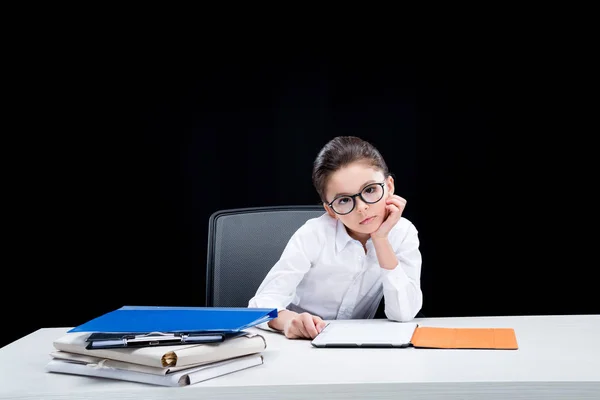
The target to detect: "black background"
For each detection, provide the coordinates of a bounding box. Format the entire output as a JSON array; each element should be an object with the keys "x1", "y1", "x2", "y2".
[{"x1": 3, "y1": 28, "x2": 597, "y2": 348}]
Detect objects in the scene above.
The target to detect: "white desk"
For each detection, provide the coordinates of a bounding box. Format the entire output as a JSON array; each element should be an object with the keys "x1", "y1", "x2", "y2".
[{"x1": 0, "y1": 315, "x2": 599, "y2": 399}]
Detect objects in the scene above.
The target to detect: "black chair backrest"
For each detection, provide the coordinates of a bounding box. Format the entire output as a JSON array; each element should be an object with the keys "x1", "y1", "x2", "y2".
[{"x1": 205, "y1": 205, "x2": 325, "y2": 307}]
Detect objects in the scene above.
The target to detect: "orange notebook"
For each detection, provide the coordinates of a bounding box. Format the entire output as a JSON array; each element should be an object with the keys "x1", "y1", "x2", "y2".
[{"x1": 410, "y1": 326, "x2": 519, "y2": 350}]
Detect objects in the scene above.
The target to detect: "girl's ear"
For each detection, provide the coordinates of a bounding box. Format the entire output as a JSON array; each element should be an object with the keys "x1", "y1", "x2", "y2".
[
  {"x1": 386, "y1": 175, "x2": 395, "y2": 197},
  {"x1": 323, "y1": 203, "x2": 337, "y2": 219}
]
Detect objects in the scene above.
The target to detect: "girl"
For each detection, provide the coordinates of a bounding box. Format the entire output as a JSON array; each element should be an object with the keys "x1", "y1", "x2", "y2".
[{"x1": 248, "y1": 136, "x2": 423, "y2": 339}]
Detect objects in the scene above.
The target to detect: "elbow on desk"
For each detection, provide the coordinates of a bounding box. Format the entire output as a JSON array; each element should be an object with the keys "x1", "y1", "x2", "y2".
[
  {"x1": 384, "y1": 295, "x2": 423, "y2": 322},
  {"x1": 384, "y1": 309, "x2": 419, "y2": 322}
]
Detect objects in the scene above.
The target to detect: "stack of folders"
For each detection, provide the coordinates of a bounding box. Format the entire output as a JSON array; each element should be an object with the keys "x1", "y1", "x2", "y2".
[{"x1": 45, "y1": 306, "x2": 277, "y2": 387}]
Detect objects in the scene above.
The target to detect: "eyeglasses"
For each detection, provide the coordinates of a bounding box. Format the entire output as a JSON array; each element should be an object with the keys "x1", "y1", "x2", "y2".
[{"x1": 327, "y1": 182, "x2": 385, "y2": 215}]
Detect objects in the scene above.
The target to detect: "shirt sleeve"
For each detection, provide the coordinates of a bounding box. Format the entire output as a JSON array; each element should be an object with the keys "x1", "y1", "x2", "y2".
[
  {"x1": 380, "y1": 219, "x2": 423, "y2": 322},
  {"x1": 247, "y1": 221, "x2": 320, "y2": 329}
]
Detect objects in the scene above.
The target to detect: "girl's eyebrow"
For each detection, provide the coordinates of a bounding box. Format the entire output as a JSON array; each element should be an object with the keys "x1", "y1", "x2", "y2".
[{"x1": 333, "y1": 180, "x2": 377, "y2": 198}]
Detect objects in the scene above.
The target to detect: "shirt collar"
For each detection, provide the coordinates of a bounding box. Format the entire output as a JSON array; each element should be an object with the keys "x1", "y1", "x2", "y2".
[{"x1": 335, "y1": 219, "x2": 355, "y2": 253}]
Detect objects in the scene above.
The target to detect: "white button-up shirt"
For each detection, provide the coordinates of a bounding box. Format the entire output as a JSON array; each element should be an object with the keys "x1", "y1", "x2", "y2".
[{"x1": 248, "y1": 213, "x2": 423, "y2": 322}]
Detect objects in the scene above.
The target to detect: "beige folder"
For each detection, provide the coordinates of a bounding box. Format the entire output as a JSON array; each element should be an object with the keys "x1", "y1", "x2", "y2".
[
  {"x1": 53, "y1": 331, "x2": 266, "y2": 368},
  {"x1": 50, "y1": 351, "x2": 217, "y2": 374},
  {"x1": 46, "y1": 353, "x2": 264, "y2": 387}
]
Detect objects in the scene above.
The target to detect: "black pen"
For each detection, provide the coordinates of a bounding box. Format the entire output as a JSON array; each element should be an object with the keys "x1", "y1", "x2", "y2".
[{"x1": 88, "y1": 332, "x2": 224, "y2": 348}]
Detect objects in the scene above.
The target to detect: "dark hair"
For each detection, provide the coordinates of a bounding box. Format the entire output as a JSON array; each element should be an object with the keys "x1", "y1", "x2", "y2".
[{"x1": 312, "y1": 136, "x2": 390, "y2": 202}]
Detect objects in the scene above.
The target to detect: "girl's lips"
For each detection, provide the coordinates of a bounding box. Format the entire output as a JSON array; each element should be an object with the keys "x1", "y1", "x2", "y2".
[{"x1": 360, "y1": 216, "x2": 376, "y2": 225}]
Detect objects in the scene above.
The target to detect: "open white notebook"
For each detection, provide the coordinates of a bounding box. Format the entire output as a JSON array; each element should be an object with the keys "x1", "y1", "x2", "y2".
[
  {"x1": 311, "y1": 321, "x2": 418, "y2": 348},
  {"x1": 311, "y1": 320, "x2": 519, "y2": 350}
]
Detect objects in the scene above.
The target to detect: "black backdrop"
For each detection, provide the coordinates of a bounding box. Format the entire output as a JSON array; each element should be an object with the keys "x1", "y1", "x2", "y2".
[{"x1": 3, "y1": 40, "x2": 597, "y2": 348}]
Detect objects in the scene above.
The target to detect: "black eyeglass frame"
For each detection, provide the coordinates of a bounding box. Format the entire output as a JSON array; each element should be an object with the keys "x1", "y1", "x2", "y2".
[{"x1": 326, "y1": 182, "x2": 386, "y2": 215}]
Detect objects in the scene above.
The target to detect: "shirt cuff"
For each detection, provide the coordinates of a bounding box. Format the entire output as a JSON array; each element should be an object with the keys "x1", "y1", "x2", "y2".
[
  {"x1": 247, "y1": 305, "x2": 288, "y2": 333},
  {"x1": 255, "y1": 321, "x2": 283, "y2": 333}
]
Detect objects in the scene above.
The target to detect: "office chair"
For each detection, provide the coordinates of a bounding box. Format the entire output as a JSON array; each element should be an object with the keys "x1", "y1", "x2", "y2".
[{"x1": 205, "y1": 205, "x2": 325, "y2": 307}]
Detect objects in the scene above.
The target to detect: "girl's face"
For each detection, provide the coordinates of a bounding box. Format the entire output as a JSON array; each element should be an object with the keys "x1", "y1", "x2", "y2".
[{"x1": 323, "y1": 161, "x2": 394, "y2": 240}]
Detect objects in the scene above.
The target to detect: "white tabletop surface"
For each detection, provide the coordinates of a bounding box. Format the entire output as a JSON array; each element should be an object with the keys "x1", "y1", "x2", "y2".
[{"x1": 0, "y1": 314, "x2": 599, "y2": 399}]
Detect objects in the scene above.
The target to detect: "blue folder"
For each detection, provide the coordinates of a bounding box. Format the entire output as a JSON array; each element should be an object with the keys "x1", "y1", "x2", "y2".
[{"x1": 67, "y1": 306, "x2": 278, "y2": 334}]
